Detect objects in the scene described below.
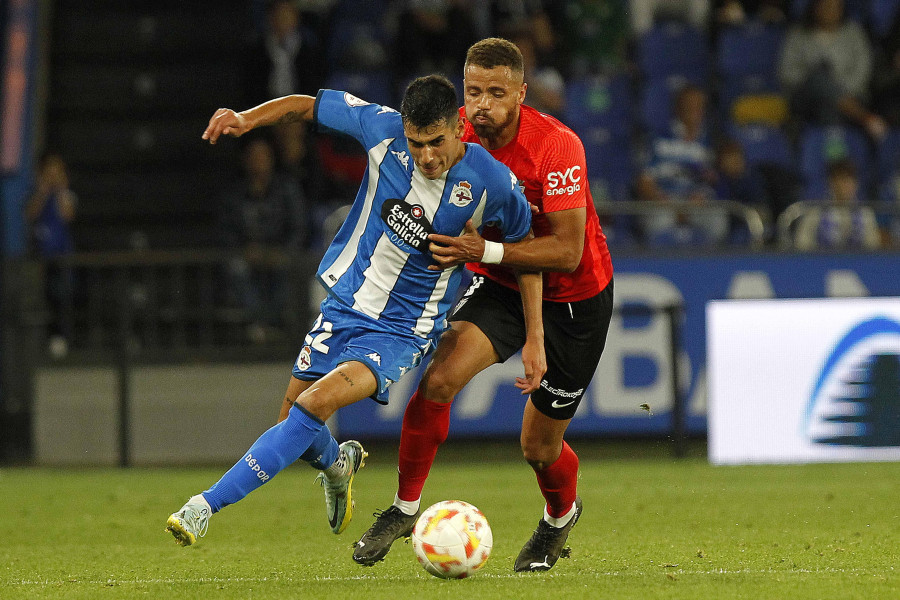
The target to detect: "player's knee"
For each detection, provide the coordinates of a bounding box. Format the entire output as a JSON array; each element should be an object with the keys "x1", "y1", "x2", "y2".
[
  {"x1": 418, "y1": 369, "x2": 462, "y2": 404},
  {"x1": 520, "y1": 435, "x2": 560, "y2": 471},
  {"x1": 295, "y1": 390, "x2": 336, "y2": 422}
]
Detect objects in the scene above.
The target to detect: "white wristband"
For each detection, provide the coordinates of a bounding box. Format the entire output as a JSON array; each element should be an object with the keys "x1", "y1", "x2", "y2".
[{"x1": 481, "y1": 240, "x2": 504, "y2": 264}]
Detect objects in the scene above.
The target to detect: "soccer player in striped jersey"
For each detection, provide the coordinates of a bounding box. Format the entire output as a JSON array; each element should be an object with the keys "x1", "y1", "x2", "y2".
[
  {"x1": 355, "y1": 38, "x2": 614, "y2": 572},
  {"x1": 165, "y1": 75, "x2": 544, "y2": 546}
]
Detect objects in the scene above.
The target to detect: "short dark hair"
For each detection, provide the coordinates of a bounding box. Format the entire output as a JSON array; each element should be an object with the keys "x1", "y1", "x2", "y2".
[
  {"x1": 465, "y1": 37, "x2": 524, "y2": 76},
  {"x1": 400, "y1": 75, "x2": 459, "y2": 130}
]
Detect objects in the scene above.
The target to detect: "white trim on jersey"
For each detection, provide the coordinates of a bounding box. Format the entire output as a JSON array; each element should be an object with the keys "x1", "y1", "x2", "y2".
[
  {"x1": 352, "y1": 234, "x2": 408, "y2": 317},
  {"x1": 406, "y1": 167, "x2": 446, "y2": 219},
  {"x1": 320, "y1": 139, "x2": 393, "y2": 288},
  {"x1": 469, "y1": 189, "x2": 488, "y2": 228},
  {"x1": 414, "y1": 268, "x2": 454, "y2": 336}
]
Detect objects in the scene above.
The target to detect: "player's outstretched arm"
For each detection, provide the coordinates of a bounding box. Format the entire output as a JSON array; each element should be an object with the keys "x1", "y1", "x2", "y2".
[
  {"x1": 428, "y1": 208, "x2": 585, "y2": 273},
  {"x1": 515, "y1": 270, "x2": 546, "y2": 395},
  {"x1": 202, "y1": 94, "x2": 317, "y2": 144}
]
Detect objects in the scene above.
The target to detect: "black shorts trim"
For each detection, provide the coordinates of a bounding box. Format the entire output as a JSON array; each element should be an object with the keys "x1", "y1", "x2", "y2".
[{"x1": 450, "y1": 275, "x2": 614, "y2": 420}]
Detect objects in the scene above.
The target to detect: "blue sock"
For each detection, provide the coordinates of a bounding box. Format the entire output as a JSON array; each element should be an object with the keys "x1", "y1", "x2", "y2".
[{"x1": 202, "y1": 404, "x2": 337, "y2": 513}]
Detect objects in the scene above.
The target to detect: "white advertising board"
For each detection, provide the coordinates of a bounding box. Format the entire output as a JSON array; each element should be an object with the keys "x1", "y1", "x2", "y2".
[{"x1": 707, "y1": 297, "x2": 900, "y2": 465}]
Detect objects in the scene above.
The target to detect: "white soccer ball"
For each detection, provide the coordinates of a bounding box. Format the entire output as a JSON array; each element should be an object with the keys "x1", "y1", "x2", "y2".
[{"x1": 411, "y1": 500, "x2": 493, "y2": 579}]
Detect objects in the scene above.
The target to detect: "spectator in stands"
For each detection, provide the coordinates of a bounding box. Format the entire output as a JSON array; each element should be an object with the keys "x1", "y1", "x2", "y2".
[
  {"x1": 794, "y1": 158, "x2": 882, "y2": 250},
  {"x1": 635, "y1": 85, "x2": 730, "y2": 246},
  {"x1": 26, "y1": 152, "x2": 77, "y2": 357},
  {"x1": 630, "y1": 0, "x2": 710, "y2": 35},
  {"x1": 778, "y1": 0, "x2": 887, "y2": 140},
  {"x1": 871, "y1": 8, "x2": 900, "y2": 128},
  {"x1": 560, "y1": 0, "x2": 630, "y2": 76},
  {"x1": 244, "y1": 0, "x2": 324, "y2": 194},
  {"x1": 220, "y1": 135, "x2": 308, "y2": 343},
  {"x1": 712, "y1": 139, "x2": 769, "y2": 241},
  {"x1": 509, "y1": 27, "x2": 565, "y2": 116},
  {"x1": 714, "y1": 0, "x2": 787, "y2": 27},
  {"x1": 391, "y1": 1, "x2": 477, "y2": 87}
]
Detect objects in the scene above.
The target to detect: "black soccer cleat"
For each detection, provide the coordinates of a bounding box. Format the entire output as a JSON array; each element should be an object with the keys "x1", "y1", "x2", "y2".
[
  {"x1": 514, "y1": 496, "x2": 583, "y2": 572},
  {"x1": 352, "y1": 505, "x2": 420, "y2": 566}
]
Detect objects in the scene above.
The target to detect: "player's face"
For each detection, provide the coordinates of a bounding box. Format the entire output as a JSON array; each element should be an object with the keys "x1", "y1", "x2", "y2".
[
  {"x1": 463, "y1": 64, "x2": 525, "y2": 141},
  {"x1": 404, "y1": 117, "x2": 465, "y2": 180}
]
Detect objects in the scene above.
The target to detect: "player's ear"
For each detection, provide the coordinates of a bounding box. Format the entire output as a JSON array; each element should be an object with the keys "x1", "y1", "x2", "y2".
[
  {"x1": 454, "y1": 114, "x2": 464, "y2": 137},
  {"x1": 518, "y1": 82, "x2": 527, "y2": 106}
]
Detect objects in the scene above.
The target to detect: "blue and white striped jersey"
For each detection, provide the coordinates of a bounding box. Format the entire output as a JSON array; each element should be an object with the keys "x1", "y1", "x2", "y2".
[{"x1": 313, "y1": 89, "x2": 532, "y2": 339}]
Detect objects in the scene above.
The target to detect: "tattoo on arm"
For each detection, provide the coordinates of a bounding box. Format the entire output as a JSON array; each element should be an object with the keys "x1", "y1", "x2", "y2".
[
  {"x1": 277, "y1": 111, "x2": 305, "y2": 125},
  {"x1": 337, "y1": 370, "x2": 354, "y2": 387}
]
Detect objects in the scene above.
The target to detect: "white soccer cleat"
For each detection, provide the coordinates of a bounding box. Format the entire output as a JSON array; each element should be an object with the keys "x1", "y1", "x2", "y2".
[
  {"x1": 166, "y1": 494, "x2": 211, "y2": 547},
  {"x1": 317, "y1": 440, "x2": 367, "y2": 534}
]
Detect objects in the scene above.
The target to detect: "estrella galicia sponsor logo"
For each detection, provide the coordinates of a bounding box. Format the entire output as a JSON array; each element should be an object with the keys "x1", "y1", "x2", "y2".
[
  {"x1": 381, "y1": 198, "x2": 433, "y2": 252},
  {"x1": 244, "y1": 452, "x2": 271, "y2": 482},
  {"x1": 804, "y1": 317, "x2": 900, "y2": 447}
]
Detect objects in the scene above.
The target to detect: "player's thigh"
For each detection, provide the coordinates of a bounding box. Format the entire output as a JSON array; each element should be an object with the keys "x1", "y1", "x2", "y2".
[
  {"x1": 279, "y1": 376, "x2": 316, "y2": 422},
  {"x1": 420, "y1": 321, "x2": 500, "y2": 400},
  {"x1": 297, "y1": 361, "x2": 378, "y2": 420}
]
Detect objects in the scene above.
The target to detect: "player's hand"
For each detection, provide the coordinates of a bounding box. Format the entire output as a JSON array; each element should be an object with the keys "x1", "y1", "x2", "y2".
[
  {"x1": 516, "y1": 336, "x2": 546, "y2": 395},
  {"x1": 202, "y1": 108, "x2": 250, "y2": 144},
  {"x1": 428, "y1": 220, "x2": 484, "y2": 271}
]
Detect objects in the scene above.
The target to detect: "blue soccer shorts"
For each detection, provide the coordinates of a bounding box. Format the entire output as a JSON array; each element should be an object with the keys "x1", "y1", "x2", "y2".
[{"x1": 292, "y1": 296, "x2": 435, "y2": 403}]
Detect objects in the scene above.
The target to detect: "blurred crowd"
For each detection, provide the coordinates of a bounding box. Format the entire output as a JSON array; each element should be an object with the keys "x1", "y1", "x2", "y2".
[{"x1": 30, "y1": 0, "x2": 900, "y2": 350}]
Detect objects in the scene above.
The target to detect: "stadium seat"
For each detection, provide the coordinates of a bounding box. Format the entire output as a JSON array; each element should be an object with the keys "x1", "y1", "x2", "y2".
[
  {"x1": 637, "y1": 21, "x2": 709, "y2": 83},
  {"x1": 639, "y1": 75, "x2": 703, "y2": 136},
  {"x1": 716, "y1": 21, "x2": 784, "y2": 83},
  {"x1": 563, "y1": 73, "x2": 633, "y2": 138},
  {"x1": 575, "y1": 125, "x2": 633, "y2": 204},
  {"x1": 876, "y1": 128, "x2": 900, "y2": 201},
  {"x1": 798, "y1": 125, "x2": 873, "y2": 200},
  {"x1": 868, "y1": 0, "x2": 900, "y2": 39},
  {"x1": 325, "y1": 69, "x2": 395, "y2": 108},
  {"x1": 729, "y1": 123, "x2": 794, "y2": 169}
]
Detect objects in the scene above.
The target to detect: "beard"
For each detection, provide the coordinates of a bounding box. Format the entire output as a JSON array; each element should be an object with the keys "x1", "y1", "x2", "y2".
[{"x1": 470, "y1": 110, "x2": 516, "y2": 141}]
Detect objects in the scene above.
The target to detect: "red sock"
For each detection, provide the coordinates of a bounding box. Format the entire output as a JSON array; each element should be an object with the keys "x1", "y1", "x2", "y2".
[
  {"x1": 397, "y1": 390, "x2": 451, "y2": 502},
  {"x1": 534, "y1": 441, "x2": 579, "y2": 518}
]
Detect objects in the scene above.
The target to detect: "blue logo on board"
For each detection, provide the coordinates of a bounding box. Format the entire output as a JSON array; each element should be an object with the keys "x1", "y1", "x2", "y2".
[{"x1": 804, "y1": 317, "x2": 900, "y2": 447}]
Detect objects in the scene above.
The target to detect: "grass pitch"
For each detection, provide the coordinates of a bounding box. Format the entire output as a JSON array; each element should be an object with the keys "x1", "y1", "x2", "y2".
[{"x1": 2, "y1": 441, "x2": 898, "y2": 600}]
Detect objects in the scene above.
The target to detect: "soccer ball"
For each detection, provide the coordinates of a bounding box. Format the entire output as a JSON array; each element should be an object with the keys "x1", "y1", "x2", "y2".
[{"x1": 411, "y1": 500, "x2": 493, "y2": 579}]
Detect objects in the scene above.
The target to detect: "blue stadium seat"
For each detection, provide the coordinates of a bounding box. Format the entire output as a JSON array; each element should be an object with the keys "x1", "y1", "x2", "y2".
[
  {"x1": 869, "y1": 0, "x2": 900, "y2": 38},
  {"x1": 729, "y1": 123, "x2": 794, "y2": 169},
  {"x1": 798, "y1": 125, "x2": 873, "y2": 200},
  {"x1": 637, "y1": 21, "x2": 709, "y2": 82},
  {"x1": 563, "y1": 73, "x2": 632, "y2": 138},
  {"x1": 325, "y1": 69, "x2": 395, "y2": 108},
  {"x1": 570, "y1": 124, "x2": 633, "y2": 204},
  {"x1": 717, "y1": 22, "x2": 784, "y2": 83},
  {"x1": 639, "y1": 75, "x2": 703, "y2": 136},
  {"x1": 876, "y1": 128, "x2": 900, "y2": 201}
]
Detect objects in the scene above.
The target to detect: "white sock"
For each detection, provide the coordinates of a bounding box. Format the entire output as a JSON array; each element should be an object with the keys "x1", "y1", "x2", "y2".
[
  {"x1": 393, "y1": 494, "x2": 421, "y2": 516},
  {"x1": 192, "y1": 494, "x2": 212, "y2": 512},
  {"x1": 543, "y1": 501, "x2": 576, "y2": 528},
  {"x1": 323, "y1": 451, "x2": 348, "y2": 479}
]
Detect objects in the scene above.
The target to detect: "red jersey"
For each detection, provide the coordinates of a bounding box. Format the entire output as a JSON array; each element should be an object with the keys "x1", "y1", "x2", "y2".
[{"x1": 461, "y1": 104, "x2": 614, "y2": 302}]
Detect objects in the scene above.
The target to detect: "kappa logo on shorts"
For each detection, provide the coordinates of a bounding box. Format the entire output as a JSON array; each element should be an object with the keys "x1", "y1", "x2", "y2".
[
  {"x1": 450, "y1": 181, "x2": 473, "y2": 207},
  {"x1": 381, "y1": 198, "x2": 434, "y2": 252},
  {"x1": 366, "y1": 352, "x2": 382, "y2": 366},
  {"x1": 297, "y1": 345, "x2": 312, "y2": 371}
]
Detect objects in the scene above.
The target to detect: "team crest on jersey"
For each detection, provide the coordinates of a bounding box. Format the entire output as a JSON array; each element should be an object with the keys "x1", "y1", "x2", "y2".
[
  {"x1": 343, "y1": 92, "x2": 370, "y2": 107},
  {"x1": 450, "y1": 181, "x2": 473, "y2": 207},
  {"x1": 297, "y1": 346, "x2": 312, "y2": 371},
  {"x1": 381, "y1": 198, "x2": 434, "y2": 252}
]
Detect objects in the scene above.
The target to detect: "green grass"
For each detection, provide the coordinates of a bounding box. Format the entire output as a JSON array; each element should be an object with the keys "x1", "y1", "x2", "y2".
[{"x1": 1, "y1": 441, "x2": 899, "y2": 599}]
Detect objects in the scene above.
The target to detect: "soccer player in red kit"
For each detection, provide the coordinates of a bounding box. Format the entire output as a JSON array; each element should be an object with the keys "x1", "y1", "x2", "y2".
[{"x1": 354, "y1": 38, "x2": 614, "y2": 572}]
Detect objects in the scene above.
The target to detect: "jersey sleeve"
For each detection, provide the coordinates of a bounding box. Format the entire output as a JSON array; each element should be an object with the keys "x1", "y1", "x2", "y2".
[
  {"x1": 314, "y1": 89, "x2": 403, "y2": 150},
  {"x1": 482, "y1": 165, "x2": 532, "y2": 243},
  {"x1": 539, "y1": 128, "x2": 590, "y2": 213}
]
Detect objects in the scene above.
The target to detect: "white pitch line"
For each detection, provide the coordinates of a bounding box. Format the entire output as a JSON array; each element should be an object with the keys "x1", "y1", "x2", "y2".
[{"x1": 5, "y1": 567, "x2": 892, "y2": 586}]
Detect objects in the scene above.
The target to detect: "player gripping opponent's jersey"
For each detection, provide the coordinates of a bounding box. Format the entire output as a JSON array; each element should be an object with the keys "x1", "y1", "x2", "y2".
[{"x1": 295, "y1": 89, "x2": 533, "y2": 402}]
